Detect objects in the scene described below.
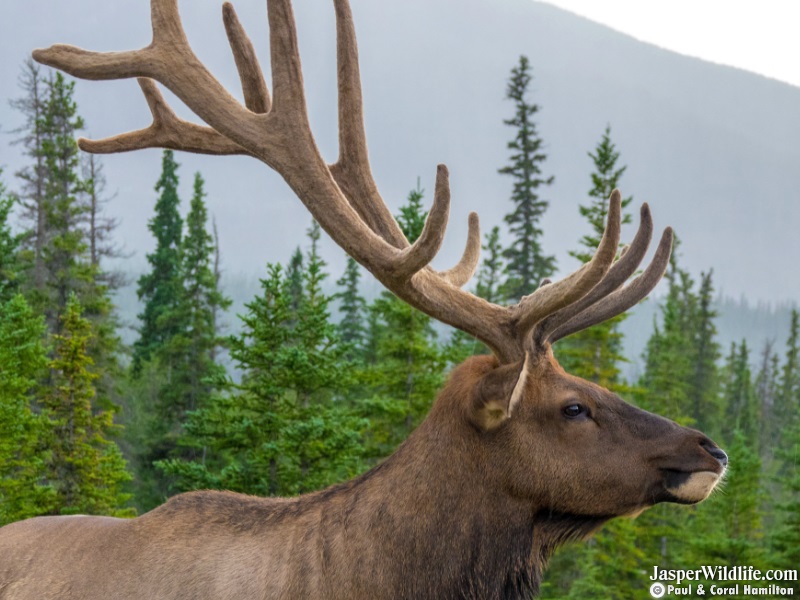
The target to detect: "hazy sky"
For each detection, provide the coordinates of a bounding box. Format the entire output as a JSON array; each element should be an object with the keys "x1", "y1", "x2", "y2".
[{"x1": 541, "y1": 1, "x2": 800, "y2": 87}]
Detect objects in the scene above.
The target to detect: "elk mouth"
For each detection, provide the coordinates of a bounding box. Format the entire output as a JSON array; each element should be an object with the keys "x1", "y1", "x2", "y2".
[{"x1": 660, "y1": 468, "x2": 725, "y2": 504}]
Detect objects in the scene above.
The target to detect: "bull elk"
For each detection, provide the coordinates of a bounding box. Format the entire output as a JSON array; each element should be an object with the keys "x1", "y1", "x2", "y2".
[{"x1": 0, "y1": 1, "x2": 728, "y2": 598}]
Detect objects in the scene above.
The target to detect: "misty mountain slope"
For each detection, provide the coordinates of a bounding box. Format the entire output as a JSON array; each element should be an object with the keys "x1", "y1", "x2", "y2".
[{"x1": 2, "y1": 0, "x2": 799, "y2": 305}]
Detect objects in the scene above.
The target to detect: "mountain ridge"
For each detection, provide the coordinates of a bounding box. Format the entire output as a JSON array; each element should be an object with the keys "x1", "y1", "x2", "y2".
[{"x1": 1, "y1": 0, "x2": 798, "y2": 304}]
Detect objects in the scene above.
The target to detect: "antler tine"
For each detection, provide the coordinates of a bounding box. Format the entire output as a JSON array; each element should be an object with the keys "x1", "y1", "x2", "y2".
[
  {"x1": 437, "y1": 212, "x2": 481, "y2": 287},
  {"x1": 222, "y1": 3, "x2": 271, "y2": 114},
  {"x1": 536, "y1": 202, "x2": 654, "y2": 341},
  {"x1": 34, "y1": 0, "x2": 262, "y2": 154},
  {"x1": 332, "y1": 0, "x2": 368, "y2": 177},
  {"x1": 549, "y1": 227, "x2": 674, "y2": 343},
  {"x1": 393, "y1": 165, "x2": 451, "y2": 280},
  {"x1": 514, "y1": 190, "x2": 622, "y2": 345},
  {"x1": 33, "y1": 1, "x2": 675, "y2": 367},
  {"x1": 266, "y1": 0, "x2": 308, "y2": 118},
  {"x1": 79, "y1": 79, "x2": 249, "y2": 156},
  {"x1": 328, "y1": 0, "x2": 408, "y2": 246}
]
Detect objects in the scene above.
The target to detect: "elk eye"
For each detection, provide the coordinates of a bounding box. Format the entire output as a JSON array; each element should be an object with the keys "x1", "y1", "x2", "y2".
[{"x1": 562, "y1": 404, "x2": 587, "y2": 419}]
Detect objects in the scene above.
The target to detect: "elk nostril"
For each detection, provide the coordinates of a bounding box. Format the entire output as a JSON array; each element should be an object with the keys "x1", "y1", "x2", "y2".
[{"x1": 700, "y1": 440, "x2": 728, "y2": 467}]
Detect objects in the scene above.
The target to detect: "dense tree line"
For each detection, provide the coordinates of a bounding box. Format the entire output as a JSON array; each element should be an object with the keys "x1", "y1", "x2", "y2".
[{"x1": 0, "y1": 58, "x2": 798, "y2": 600}]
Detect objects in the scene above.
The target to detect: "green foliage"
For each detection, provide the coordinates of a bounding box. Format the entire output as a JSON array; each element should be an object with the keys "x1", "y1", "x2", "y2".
[
  {"x1": 772, "y1": 420, "x2": 800, "y2": 568},
  {"x1": 571, "y1": 126, "x2": 633, "y2": 259},
  {"x1": 158, "y1": 223, "x2": 364, "y2": 496},
  {"x1": 15, "y1": 71, "x2": 99, "y2": 330},
  {"x1": 357, "y1": 185, "x2": 451, "y2": 455},
  {"x1": 499, "y1": 55, "x2": 555, "y2": 301},
  {"x1": 557, "y1": 127, "x2": 632, "y2": 388},
  {"x1": 42, "y1": 295, "x2": 132, "y2": 516},
  {"x1": 158, "y1": 172, "x2": 230, "y2": 420},
  {"x1": 721, "y1": 341, "x2": 759, "y2": 446},
  {"x1": 476, "y1": 225, "x2": 505, "y2": 305},
  {"x1": 128, "y1": 164, "x2": 232, "y2": 509},
  {"x1": 0, "y1": 295, "x2": 54, "y2": 525},
  {"x1": 0, "y1": 171, "x2": 21, "y2": 301},
  {"x1": 638, "y1": 253, "x2": 722, "y2": 425},
  {"x1": 335, "y1": 257, "x2": 368, "y2": 360},
  {"x1": 133, "y1": 150, "x2": 184, "y2": 370},
  {"x1": 775, "y1": 309, "x2": 800, "y2": 442}
]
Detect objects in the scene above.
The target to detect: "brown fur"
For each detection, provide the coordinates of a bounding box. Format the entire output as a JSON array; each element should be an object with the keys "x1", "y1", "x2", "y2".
[{"x1": 0, "y1": 354, "x2": 726, "y2": 600}]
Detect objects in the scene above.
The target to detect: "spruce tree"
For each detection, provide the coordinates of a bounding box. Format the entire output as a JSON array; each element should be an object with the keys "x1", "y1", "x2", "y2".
[
  {"x1": 557, "y1": 127, "x2": 635, "y2": 387},
  {"x1": 775, "y1": 309, "x2": 800, "y2": 442},
  {"x1": 772, "y1": 420, "x2": 800, "y2": 568},
  {"x1": 0, "y1": 172, "x2": 21, "y2": 301},
  {"x1": 499, "y1": 55, "x2": 555, "y2": 301},
  {"x1": 335, "y1": 257, "x2": 368, "y2": 360},
  {"x1": 475, "y1": 226, "x2": 505, "y2": 304},
  {"x1": 81, "y1": 154, "x2": 125, "y2": 290},
  {"x1": 687, "y1": 430, "x2": 765, "y2": 581},
  {"x1": 160, "y1": 172, "x2": 230, "y2": 420},
  {"x1": 159, "y1": 224, "x2": 365, "y2": 497},
  {"x1": 33, "y1": 72, "x2": 94, "y2": 330},
  {"x1": 691, "y1": 271, "x2": 722, "y2": 434},
  {"x1": 0, "y1": 294, "x2": 54, "y2": 525},
  {"x1": 364, "y1": 184, "x2": 448, "y2": 455},
  {"x1": 11, "y1": 60, "x2": 49, "y2": 295},
  {"x1": 638, "y1": 252, "x2": 698, "y2": 423},
  {"x1": 133, "y1": 150, "x2": 184, "y2": 371},
  {"x1": 572, "y1": 126, "x2": 632, "y2": 256},
  {"x1": 43, "y1": 294, "x2": 132, "y2": 516},
  {"x1": 755, "y1": 340, "x2": 781, "y2": 456},
  {"x1": 722, "y1": 341, "x2": 759, "y2": 447}
]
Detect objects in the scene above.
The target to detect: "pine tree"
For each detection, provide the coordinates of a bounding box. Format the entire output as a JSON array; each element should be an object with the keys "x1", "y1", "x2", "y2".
[
  {"x1": 43, "y1": 294, "x2": 132, "y2": 516},
  {"x1": 160, "y1": 172, "x2": 230, "y2": 420},
  {"x1": 721, "y1": 341, "x2": 759, "y2": 447},
  {"x1": 335, "y1": 257, "x2": 368, "y2": 359},
  {"x1": 0, "y1": 294, "x2": 54, "y2": 525},
  {"x1": 476, "y1": 226, "x2": 505, "y2": 304},
  {"x1": 499, "y1": 55, "x2": 555, "y2": 301},
  {"x1": 31, "y1": 72, "x2": 94, "y2": 330},
  {"x1": 775, "y1": 309, "x2": 800, "y2": 442},
  {"x1": 557, "y1": 127, "x2": 632, "y2": 388},
  {"x1": 690, "y1": 271, "x2": 722, "y2": 434},
  {"x1": 772, "y1": 419, "x2": 800, "y2": 568},
  {"x1": 363, "y1": 185, "x2": 449, "y2": 455},
  {"x1": 159, "y1": 224, "x2": 365, "y2": 497},
  {"x1": 638, "y1": 253, "x2": 698, "y2": 423},
  {"x1": 11, "y1": 60, "x2": 49, "y2": 296},
  {"x1": 80, "y1": 154, "x2": 125, "y2": 291},
  {"x1": 133, "y1": 150, "x2": 184, "y2": 371},
  {"x1": 687, "y1": 430, "x2": 765, "y2": 584},
  {"x1": 755, "y1": 340, "x2": 781, "y2": 457},
  {"x1": 572, "y1": 126, "x2": 633, "y2": 257},
  {"x1": 0, "y1": 171, "x2": 21, "y2": 301}
]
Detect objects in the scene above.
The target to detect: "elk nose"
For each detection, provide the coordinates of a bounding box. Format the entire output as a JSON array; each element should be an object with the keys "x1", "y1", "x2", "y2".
[{"x1": 700, "y1": 439, "x2": 728, "y2": 467}]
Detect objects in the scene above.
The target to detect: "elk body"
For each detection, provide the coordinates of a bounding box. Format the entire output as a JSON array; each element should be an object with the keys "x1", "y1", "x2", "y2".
[{"x1": 0, "y1": 1, "x2": 728, "y2": 599}]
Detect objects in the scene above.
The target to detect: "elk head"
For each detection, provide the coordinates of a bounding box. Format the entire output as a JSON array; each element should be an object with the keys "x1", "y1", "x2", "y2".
[{"x1": 26, "y1": 0, "x2": 728, "y2": 595}]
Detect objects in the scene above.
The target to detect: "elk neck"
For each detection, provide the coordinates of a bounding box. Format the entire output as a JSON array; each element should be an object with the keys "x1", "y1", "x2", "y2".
[{"x1": 283, "y1": 356, "x2": 611, "y2": 599}]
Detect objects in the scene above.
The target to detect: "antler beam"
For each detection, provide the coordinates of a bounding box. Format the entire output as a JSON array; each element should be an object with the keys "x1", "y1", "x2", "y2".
[{"x1": 33, "y1": 0, "x2": 672, "y2": 364}]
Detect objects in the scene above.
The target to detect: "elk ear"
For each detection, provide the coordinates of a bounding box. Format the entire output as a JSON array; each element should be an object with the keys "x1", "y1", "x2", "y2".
[{"x1": 470, "y1": 353, "x2": 530, "y2": 431}]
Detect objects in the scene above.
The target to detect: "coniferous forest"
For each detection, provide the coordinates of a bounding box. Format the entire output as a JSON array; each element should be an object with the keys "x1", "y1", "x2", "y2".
[{"x1": 0, "y1": 53, "x2": 798, "y2": 599}]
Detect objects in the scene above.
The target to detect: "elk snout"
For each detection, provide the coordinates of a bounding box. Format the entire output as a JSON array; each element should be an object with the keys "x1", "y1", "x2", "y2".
[
  {"x1": 700, "y1": 438, "x2": 728, "y2": 468},
  {"x1": 661, "y1": 433, "x2": 727, "y2": 505}
]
